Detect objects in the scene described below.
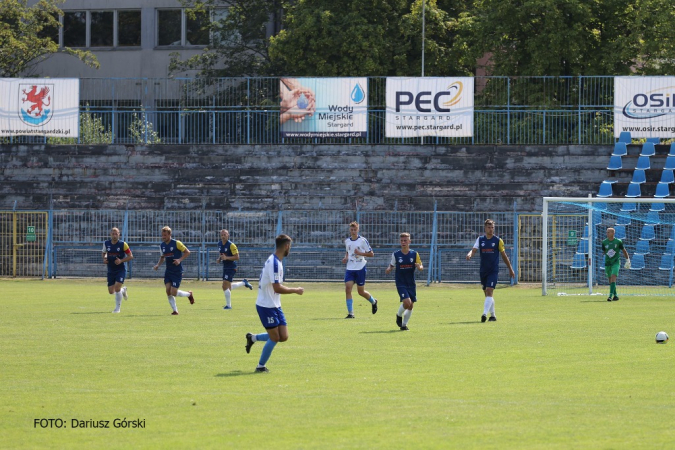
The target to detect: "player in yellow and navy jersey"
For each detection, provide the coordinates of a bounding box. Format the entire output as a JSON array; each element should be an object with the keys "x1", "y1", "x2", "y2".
[
  {"x1": 466, "y1": 219, "x2": 515, "y2": 323},
  {"x1": 385, "y1": 233, "x2": 423, "y2": 330},
  {"x1": 217, "y1": 229, "x2": 253, "y2": 310},
  {"x1": 102, "y1": 227, "x2": 133, "y2": 313},
  {"x1": 153, "y1": 226, "x2": 195, "y2": 315}
]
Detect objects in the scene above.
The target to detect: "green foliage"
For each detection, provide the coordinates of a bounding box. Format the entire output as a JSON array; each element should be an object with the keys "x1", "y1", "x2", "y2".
[
  {"x1": 1, "y1": 280, "x2": 674, "y2": 448},
  {"x1": 47, "y1": 106, "x2": 112, "y2": 145},
  {"x1": 129, "y1": 109, "x2": 162, "y2": 144},
  {"x1": 0, "y1": 0, "x2": 98, "y2": 77}
]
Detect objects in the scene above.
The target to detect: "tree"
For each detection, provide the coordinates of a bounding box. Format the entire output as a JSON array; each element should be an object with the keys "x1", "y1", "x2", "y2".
[
  {"x1": 0, "y1": 0, "x2": 98, "y2": 77},
  {"x1": 169, "y1": 0, "x2": 285, "y2": 77}
]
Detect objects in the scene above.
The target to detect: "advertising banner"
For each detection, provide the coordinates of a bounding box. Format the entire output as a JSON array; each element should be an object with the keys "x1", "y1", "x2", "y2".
[
  {"x1": 385, "y1": 77, "x2": 473, "y2": 138},
  {"x1": 279, "y1": 77, "x2": 367, "y2": 138},
  {"x1": 615, "y1": 76, "x2": 675, "y2": 139},
  {"x1": 0, "y1": 78, "x2": 79, "y2": 138}
]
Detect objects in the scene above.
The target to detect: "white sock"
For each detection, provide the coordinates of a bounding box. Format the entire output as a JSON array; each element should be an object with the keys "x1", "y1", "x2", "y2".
[
  {"x1": 483, "y1": 296, "x2": 492, "y2": 316},
  {"x1": 397, "y1": 304, "x2": 405, "y2": 317},
  {"x1": 114, "y1": 292, "x2": 122, "y2": 310},
  {"x1": 489, "y1": 297, "x2": 496, "y2": 316},
  {"x1": 251, "y1": 334, "x2": 258, "y2": 342},
  {"x1": 403, "y1": 309, "x2": 413, "y2": 325},
  {"x1": 176, "y1": 290, "x2": 190, "y2": 297},
  {"x1": 168, "y1": 295, "x2": 177, "y2": 312},
  {"x1": 231, "y1": 281, "x2": 244, "y2": 289},
  {"x1": 224, "y1": 289, "x2": 231, "y2": 307}
]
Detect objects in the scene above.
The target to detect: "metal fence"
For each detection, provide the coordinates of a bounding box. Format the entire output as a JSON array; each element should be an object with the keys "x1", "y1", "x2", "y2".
[
  {"x1": 2, "y1": 208, "x2": 533, "y2": 284},
  {"x1": 5, "y1": 76, "x2": 618, "y2": 145}
]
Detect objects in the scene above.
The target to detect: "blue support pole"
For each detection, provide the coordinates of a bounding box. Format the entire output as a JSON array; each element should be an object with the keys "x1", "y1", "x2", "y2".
[
  {"x1": 123, "y1": 208, "x2": 129, "y2": 278},
  {"x1": 507, "y1": 78, "x2": 511, "y2": 145},
  {"x1": 578, "y1": 77, "x2": 582, "y2": 144},
  {"x1": 48, "y1": 207, "x2": 54, "y2": 278},
  {"x1": 512, "y1": 200, "x2": 518, "y2": 285},
  {"x1": 427, "y1": 202, "x2": 438, "y2": 285},
  {"x1": 276, "y1": 210, "x2": 283, "y2": 237}
]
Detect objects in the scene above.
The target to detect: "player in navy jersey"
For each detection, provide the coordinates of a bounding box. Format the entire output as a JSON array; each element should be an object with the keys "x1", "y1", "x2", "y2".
[
  {"x1": 385, "y1": 233, "x2": 423, "y2": 330},
  {"x1": 102, "y1": 227, "x2": 133, "y2": 313},
  {"x1": 217, "y1": 229, "x2": 252, "y2": 310},
  {"x1": 342, "y1": 222, "x2": 378, "y2": 318},
  {"x1": 466, "y1": 219, "x2": 515, "y2": 322},
  {"x1": 245, "y1": 235, "x2": 304, "y2": 373},
  {"x1": 152, "y1": 226, "x2": 195, "y2": 315}
]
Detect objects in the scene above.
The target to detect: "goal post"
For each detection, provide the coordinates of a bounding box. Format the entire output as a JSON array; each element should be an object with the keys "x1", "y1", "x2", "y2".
[{"x1": 542, "y1": 197, "x2": 675, "y2": 296}]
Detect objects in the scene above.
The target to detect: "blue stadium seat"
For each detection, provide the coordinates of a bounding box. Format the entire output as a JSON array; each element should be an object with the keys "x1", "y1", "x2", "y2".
[
  {"x1": 607, "y1": 155, "x2": 622, "y2": 170},
  {"x1": 631, "y1": 169, "x2": 646, "y2": 184},
  {"x1": 577, "y1": 239, "x2": 589, "y2": 254},
  {"x1": 670, "y1": 142, "x2": 675, "y2": 156},
  {"x1": 665, "y1": 156, "x2": 675, "y2": 170},
  {"x1": 625, "y1": 182, "x2": 641, "y2": 198},
  {"x1": 629, "y1": 254, "x2": 645, "y2": 270},
  {"x1": 621, "y1": 202, "x2": 636, "y2": 212},
  {"x1": 612, "y1": 142, "x2": 628, "y2": 156},
  {"x1": 670, "y1": 226, "x2": 675, "y2": 241},
  {"x1": 650, "y1": 202, "x2": 665, "y2": 212},
  {"x1": 636, "y1": 156, "x2": 650, "y2": 170},
  {"x1": 595, "y1": 203, "x2": 607, "y2": 212},
  {"x1": 640, "y1": 142, "x2": 656, "y2": 156},
  {"x1": 655, "y1": 182, "x2": 670, "y2": 198},
  {"x1": 640, "y1": 224, "x2": 656, "y2": 241},
  {"x1": 664, "y1": 240, "x2": 675, "y2": 255},
  {"x1": 571, "y1": 253, "x2": 587, "y2": 269},
  {"x1": 582, "y1": 225, "x2": 589, "y2": 239},
  {"x1": 598, "y1": 181, "x2": 613, "y2": 198},
  {"x1": 618, "y1": 131, "x2": 631, "y2": 143},
  {"x1": 658, "y1": 254, "x2": 673, "y2": 271},
  {"x1": 660, "y1": 169, "x2": 674, "y2": 184},
  {"x1": 646, "y1": 210, "x2": 660, "y2": 224},
  {"x1": 616, "y1": 214, "x2": 631, "y2": 226},
  {"x1": 646, "y1": 137, "x2": 660, "y2": 144},
  {"x1": 635, "y1": 240, "x2": 650, "y2": 255},
  {"x1": 614, "y1": 225, "x2": 626, "y2": 240}
]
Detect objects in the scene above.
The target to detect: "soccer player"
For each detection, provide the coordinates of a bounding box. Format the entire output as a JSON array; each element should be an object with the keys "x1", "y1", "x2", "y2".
[
  {"x1": 217, "y1": 229, "x2": 253, "y2": 310},
  {"x1": 466, "y1": 219, "x2": 515, "y2": 322},
  {"x1": 602, "y1": 227, "x2": 630, "y2": 302},
  {"x1": 102, "y1": 227, "x2": 133, "y2": 313},
  {"x1": 385, "y1": 233, "x2": 423, "y2": 331},
  {"x1": 152, "y1": 226, "x2": 195, "y2": 315},
  {"x1": 245, "y1": 234, "x2": 304, "y2": 373},
  {"x1": 342, "y1": 221, "x2": 378, "y2": 318}
]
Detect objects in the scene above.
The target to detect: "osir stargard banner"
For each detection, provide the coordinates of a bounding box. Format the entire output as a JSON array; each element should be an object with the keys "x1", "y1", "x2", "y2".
[
  {"x1": 615, "y1": 76, "x2": 675, "y2": 139},
  {"x1": 386, "y1": 77, "x2": 473, "y2": 138},
  {"x1": 0, "y1": 78, "x2": 79, "y2": 138},
  {"x1": 279, "y1": 77, "x2": 367, "y2": 138}
]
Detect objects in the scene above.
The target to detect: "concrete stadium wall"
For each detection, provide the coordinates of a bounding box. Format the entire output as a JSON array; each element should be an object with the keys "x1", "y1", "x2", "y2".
[{"x1": 0, "y1": 144, "x2": 622, "y2": 212}]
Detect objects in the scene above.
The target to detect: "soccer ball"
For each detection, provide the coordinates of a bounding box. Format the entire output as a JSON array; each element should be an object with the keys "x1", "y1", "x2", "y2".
[{"x1": 655, "y1": 331, "x2": 669, "y2": 344}]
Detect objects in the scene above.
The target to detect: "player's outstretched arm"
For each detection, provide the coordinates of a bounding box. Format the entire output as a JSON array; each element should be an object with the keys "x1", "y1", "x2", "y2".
[{"x1": 273, "y1": 284, "x2": 304, "y2": 295}]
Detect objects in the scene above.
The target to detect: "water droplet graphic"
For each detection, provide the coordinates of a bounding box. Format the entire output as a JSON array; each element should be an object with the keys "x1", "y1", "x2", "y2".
[
  {"x1": 351, "y1": 83, "x2": 365, "y2": 103},
  {"x1": 297, "y1": 93, "x2": 308, "y2": 110}
]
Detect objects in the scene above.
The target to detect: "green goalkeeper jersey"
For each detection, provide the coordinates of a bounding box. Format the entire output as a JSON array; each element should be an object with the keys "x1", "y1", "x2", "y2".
[{"x1": 601, "y1": 238, "x2": 624, "y2": 266}]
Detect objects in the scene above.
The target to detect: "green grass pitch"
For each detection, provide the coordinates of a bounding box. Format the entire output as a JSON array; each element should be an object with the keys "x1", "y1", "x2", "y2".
[{"x1": 1, "y1": 278, "x2": 673, "y2": 449}]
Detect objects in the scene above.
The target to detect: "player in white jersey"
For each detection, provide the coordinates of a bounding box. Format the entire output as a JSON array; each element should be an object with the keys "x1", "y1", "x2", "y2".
[
  {"x1": 245, "y1": 234, "x2": 304, "y2": 373},
  {"x1": 342, "y1": 221, "x2": 378, "y2": 318}
]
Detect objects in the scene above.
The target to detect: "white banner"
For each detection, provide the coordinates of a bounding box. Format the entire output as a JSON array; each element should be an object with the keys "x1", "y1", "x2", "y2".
[
  {"x1": 0, "y1": 78, "x2": 79, "y2": 137},
  {"x1": 386, "y1": 77, "x2": 473, "y2": 138},
  {"x1": 614, "y1": 76, "x2": 675, "y2": 139}
]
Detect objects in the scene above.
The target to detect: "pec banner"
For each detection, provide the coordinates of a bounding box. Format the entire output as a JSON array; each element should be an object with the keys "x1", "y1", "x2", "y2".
[
  {"x1": 386, "y1": 77, "x2": 473, "y2": 138},
  {"x1": 0, "y1": 78, "x2": 79, "y2": 138},
  {"x1": 279, "y1": 77, "x2": 367, "y2": 138},
  {"x1": 615, "y1": 76, "x2": 675, "y2": 138}
]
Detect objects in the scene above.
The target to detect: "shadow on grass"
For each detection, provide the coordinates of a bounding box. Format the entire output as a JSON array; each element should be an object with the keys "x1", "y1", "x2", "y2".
[
  {"x1": 446, "y1": 321, "x2": 481, "y2": 325},
  {"x1": 70, "y1": 311, "x2": 111, "y2": 315},
  {"x1": 359, "y1": 330, "x2": 401, "y2": 334},
  {"x1": 215, "y1": 370, "x2": 257, "y2": 378}
]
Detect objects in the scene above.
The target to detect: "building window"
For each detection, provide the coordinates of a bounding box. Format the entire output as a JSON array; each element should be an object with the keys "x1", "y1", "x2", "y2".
[
  {"x1": 90, "y1": 11, "x2": 113, "y2": 47},
  {"x1": 157, "y1": 9, "x2": 182, "y2": 46},
  {"x1": 186, "y1": 10, "x2": 210, "y2": 45},
  {"x1": 118, "y1": 10, "x2": 142, "y2": 47},
  {"x1": 63, "y1": 11, "x2": 86, "y2": 47}
]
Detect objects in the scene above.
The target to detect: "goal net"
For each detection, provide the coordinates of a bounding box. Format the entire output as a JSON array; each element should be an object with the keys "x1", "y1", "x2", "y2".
[{"x1": 542, "y1": 197, "x2": 675, "y2": 296}]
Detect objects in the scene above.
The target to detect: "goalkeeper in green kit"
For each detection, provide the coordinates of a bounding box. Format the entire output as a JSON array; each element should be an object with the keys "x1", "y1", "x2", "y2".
[{"x1": 601, "y1": 227, "x2": 630, "y2": 302}]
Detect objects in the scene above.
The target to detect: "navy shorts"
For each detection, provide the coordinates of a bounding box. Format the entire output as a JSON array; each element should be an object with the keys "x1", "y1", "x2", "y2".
[
  {"x1": 397, "y1": 285, "x2": 417, "y2": 302},
  {"x1": 107, "y1": 270, "x2": 126, "y2": 287},
  {"x1": 344, "y1": 267, "x2": 367, "y2": 286},
  {"x1": 164, "y1": 272, "x2": 183, "y2": 288},
  {"x1": 256, "y1": 305, "x2": 287, "y2": 329},
  {"x1": 222, "y1": 268, "x2": 237, "y2": 281},
  {"x1": 480, "y1": 271, "x2": 499, "y2": 290}
]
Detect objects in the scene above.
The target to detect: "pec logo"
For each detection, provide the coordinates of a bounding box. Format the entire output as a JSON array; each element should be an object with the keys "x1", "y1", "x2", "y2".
[
  {"x1": 19, "y1": 84, "x2": 53, "y2": 126},
  {"x1": 395, "y1": 81, "x2": 464, "y2": 113}
]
